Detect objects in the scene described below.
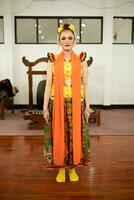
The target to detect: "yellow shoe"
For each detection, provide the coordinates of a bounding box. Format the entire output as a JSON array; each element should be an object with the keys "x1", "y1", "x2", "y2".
[
  {"x1": 69, "y1": 168, "x2": 79, "y2": 182},
  {"x1": 56, "y1": 168, "x2": 66, "y2": 183}
]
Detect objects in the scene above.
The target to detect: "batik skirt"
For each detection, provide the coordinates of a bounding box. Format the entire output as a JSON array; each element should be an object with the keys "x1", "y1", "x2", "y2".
[{"x1": 43, "y1": 98, "x2": 90, "y2": 168}]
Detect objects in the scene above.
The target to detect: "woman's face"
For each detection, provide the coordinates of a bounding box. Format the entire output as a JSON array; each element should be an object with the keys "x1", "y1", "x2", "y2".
[{"x1": 59, "y1": 30, "x2": 75, "y2": 51}]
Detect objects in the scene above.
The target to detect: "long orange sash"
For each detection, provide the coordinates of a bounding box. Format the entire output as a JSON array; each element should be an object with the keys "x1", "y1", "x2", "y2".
[{"x1": 52, "y1": 51, "x2": 81, "y2": 166}]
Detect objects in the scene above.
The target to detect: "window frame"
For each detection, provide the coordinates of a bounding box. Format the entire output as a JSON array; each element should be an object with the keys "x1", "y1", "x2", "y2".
[
  {"x1": 15, "y1": 16, "x2": 103, "y2": 44},
  {"x1": 113, "y1": 16, "x2": 134, "y2": 45},
  {"x1": 15, "y1": 16, "x2": 38, "y2": 44},
  {"x1": 80, "y1": 17, "x2": 103, "y2": 44},
  {"x1": 0, "y1": 16, "x2": 4, "y2": 44}
]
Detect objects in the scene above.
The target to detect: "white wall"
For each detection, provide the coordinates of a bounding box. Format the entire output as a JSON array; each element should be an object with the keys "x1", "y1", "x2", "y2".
[
  {"x1": 0, "y1": 0, "x2": 134, "y2": 105},
  {"x1": 112, "y1": 2, "x2": 134, "y2": 105},
  {"x1": 0, "y1": 14, "x2": 13, "y2": 81}
]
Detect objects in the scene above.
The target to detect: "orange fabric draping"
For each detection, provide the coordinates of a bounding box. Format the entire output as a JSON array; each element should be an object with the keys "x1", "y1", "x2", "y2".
[{"x1": 52, "y1": 51, "x2": 82, "y2": 166}]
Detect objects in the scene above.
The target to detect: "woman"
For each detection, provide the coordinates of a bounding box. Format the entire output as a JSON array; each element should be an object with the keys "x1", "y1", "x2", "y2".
[{"x1": 43, "y1": 23, "x2": 90, "y2": 183}]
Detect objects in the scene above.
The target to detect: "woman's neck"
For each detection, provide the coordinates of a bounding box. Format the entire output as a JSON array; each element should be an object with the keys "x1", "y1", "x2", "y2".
[{"x1": 62, "y1": 50, "x2": 72, "y2": 61}]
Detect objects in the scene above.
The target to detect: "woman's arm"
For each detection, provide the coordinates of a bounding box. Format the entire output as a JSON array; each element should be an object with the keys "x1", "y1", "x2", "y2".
[
  {"x1": 82, "y1": 61, "x2": 90, "y2": 122},
  {"x1": 43, "y1": 61, "x2": 53, "y2": 112},
  {"x1": 82, "y1": 61, "x2": 90, "y2": 109}
]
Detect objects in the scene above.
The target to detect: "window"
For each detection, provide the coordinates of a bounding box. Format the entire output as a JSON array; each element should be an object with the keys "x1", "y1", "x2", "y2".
[
  {"x1": 0, "y1": 17, "x2": 4, "y2": 44},
  {"x1": 15, "y1": 17, "x2": 37, "y2": 43},
  {"x1": 15, "y1": 17, "x2": 58, "y2": 44},
  {"x1": 113, "y1": 17, "x2": 134, "y2": 44},
  {"x1": 15, "y1": 16, "x2": 103, "y2": 44},
  {"x1": 38, "y1": 18, "x2": 57, "y2": 43},
  {"x1": 81, "y1": 18, "x2": 103, "y2": 44}
]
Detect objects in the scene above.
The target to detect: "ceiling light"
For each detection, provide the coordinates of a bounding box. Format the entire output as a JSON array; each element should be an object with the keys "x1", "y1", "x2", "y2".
[
  {"x1": 81, "y1": 23, "x2": 86, "y2": 27},
  {"x1": 59, "y1": 19, "x2": 63, "y2": 23}
]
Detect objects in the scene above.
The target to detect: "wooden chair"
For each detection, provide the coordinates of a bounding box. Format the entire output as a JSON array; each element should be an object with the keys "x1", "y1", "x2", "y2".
[
  {"x1": 89, "y1": 107, "x2": 101, "y2": 126},
  {"x1": 0, "y1": 79, "x2": 18, "y2": 120},
  {"x1": 0, "y1": 98, "x2": 5, "y2": 120},
  {"x1": 0, "y1": 94, "x2": 14, "y2": 120}
]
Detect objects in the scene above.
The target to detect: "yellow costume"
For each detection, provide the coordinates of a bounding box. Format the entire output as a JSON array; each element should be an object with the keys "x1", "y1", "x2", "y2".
[{"x1": 50, "y1": 60, "x2": 84, "y2": 100}]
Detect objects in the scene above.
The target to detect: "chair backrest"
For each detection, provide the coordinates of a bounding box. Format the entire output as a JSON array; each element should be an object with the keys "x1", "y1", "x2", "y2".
[
  {"x1": 36, "y1": 79, "x2": 46, "y2": 109},
  {"x1": 22, "y1": 56, "x2": 48, "y2": 109}
]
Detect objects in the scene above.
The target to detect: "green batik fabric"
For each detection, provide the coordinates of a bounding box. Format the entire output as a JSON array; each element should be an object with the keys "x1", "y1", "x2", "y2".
[
  {"x1": 81, "y1": 99, "x2": 90, "y2": 163},
  {"x1": 43, "y1": 98, "x2": 90, "y2": 168},
  {"x1": 43, "y1": 99, "x2": 53, "y2": 167}
]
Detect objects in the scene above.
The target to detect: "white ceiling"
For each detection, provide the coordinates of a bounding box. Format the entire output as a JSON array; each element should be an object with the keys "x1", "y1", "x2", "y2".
[
  {"x1": 33, "y1": 0, "x2": 74, "y2": 1},
  {"x1": 33, "y1": 0, "x2": 75, "y2": 1}
]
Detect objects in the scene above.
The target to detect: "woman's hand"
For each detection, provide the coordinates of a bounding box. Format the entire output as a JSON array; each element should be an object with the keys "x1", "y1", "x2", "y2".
[
  {"x1": 84, "y1": 108, "x2": 90, "y2": 123},
  {"x1": 43, "y1": 110, "x2": 49, "y2": 124}
]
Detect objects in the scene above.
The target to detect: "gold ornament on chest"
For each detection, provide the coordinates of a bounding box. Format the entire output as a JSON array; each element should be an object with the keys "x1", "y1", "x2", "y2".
[{"x1": 64, "y1": 77, "x2": 72, "y2": 87}]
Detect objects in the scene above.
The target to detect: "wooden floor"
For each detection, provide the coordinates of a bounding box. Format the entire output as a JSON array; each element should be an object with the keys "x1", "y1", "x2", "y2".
[{"x1": 0, "y1": 135, "x2": 134, "y2": 200}]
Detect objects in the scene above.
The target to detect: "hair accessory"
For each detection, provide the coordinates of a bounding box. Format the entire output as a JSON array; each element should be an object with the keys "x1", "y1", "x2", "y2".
[{"x1": 58, "y1": 23, "x2": 75, "y2": 34}]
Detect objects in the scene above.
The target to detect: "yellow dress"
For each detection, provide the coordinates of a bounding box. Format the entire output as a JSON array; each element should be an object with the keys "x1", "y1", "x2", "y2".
[{"x1": 50, "y1": 60, "x2": 84, "y2": 100}]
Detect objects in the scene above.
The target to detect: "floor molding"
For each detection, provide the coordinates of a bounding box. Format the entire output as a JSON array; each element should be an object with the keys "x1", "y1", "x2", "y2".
[{"x1": 13, "y1": 104, "x2": 134, "y2": 109}]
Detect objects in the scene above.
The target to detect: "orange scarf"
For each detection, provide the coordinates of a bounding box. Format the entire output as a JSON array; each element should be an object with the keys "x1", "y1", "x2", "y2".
[{"x1": 52, "y1": 51, "x2": 82, "y2": 166}]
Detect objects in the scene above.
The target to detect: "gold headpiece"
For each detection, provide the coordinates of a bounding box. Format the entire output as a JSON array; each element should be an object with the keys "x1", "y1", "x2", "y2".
[{"x1": 58, "y1": 23, "x2": 75, "y2": 34}]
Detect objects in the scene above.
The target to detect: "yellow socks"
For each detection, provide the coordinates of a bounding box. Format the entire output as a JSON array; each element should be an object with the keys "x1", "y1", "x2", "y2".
[
  {"x1": 56, "y1": 168, "x2": 79, "y2": 182},
  {"x1": 69, "y1": 168, "x2": 79, "y2": 182},
  {"x1": 56, "y1": 168, "x2": 65, "y2": 183}
]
